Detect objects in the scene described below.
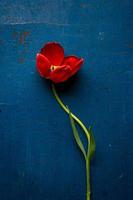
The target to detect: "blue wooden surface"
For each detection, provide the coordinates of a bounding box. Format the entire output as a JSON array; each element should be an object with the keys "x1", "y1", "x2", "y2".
[{"x1": 0, "y1": 0, "x2": 133, "y2": 200}]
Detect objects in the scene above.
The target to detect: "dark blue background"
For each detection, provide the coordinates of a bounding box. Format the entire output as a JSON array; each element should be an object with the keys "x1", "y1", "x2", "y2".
[{"x1": 0, "y1": 0, "x2": 133, "y2": 199}]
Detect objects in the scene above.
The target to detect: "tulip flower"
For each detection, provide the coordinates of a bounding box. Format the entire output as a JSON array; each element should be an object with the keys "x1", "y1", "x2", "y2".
[
  {"x1": 36, "y1": 42, "x2": 95, "y2": 200},
  {"x1": 36, "y1": 42, "x2": 84, "y2": 83}
]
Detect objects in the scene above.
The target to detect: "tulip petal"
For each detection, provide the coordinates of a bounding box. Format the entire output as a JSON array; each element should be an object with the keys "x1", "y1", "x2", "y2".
[
  {"x1": 40, "y1": 42, "x2": 64, "y2": 66},
  {"x1": 62, "y1": 56, "x2": 84, "y2": 75},
  {"x1": 50, "y1": 65, "x2": 72, "y2": 83},
  {"x1": 36, "y1": 53, "x2": 51, "y2": 78}
]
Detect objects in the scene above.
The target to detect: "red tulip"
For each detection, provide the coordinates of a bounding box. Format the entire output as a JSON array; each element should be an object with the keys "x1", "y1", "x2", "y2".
[{"x1": 36, "y1": 42, "x2": 84, "y2": 83}]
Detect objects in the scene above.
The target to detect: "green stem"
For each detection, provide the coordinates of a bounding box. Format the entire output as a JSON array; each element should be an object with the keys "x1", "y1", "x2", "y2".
[
  {"x1": 86, "y1": 159, "x2": 91, "y2": 200},
  {"x1": 51, "y1": 83, "x2": 91, "y2": 200},
  {"x1": 51, "y1": 84, "x2": 90, "y2": 143}
]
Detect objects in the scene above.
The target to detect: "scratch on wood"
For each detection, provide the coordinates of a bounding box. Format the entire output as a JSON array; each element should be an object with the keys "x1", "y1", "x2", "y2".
[
  {"x1": 18, "y1": 57, "x2": 24, "y2": 64},
  {"x1": 12, "y1": 30, "x2": 30, "y2": 45},
  {"x1": 12, "y1": 30, "x2": 30, "y2": 63},
  {"x1": 19, "y1": 31, "x2": 30, "y2": 45}
]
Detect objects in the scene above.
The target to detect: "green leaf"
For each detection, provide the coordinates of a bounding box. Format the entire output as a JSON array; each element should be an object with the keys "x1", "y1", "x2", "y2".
[
  {"x1": 68, "y1": 108, "x2": 87, "y2": 159},
  {"x1": 87, "y1": 126, "x2": 96, "y2": 160}
]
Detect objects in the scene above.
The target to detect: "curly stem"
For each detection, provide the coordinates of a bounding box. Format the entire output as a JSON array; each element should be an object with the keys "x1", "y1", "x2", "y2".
[
  {"x1": 51, "y1": 84, "x2": 90, "y2": 143},
  {"x1": 51, "y1": 83, "x2": 91, "y2": 200}
]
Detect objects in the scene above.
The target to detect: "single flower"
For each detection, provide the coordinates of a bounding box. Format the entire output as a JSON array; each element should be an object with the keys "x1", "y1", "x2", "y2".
[{"x1": 36, "y1": 42, "x2": 84, "y2": 83}]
